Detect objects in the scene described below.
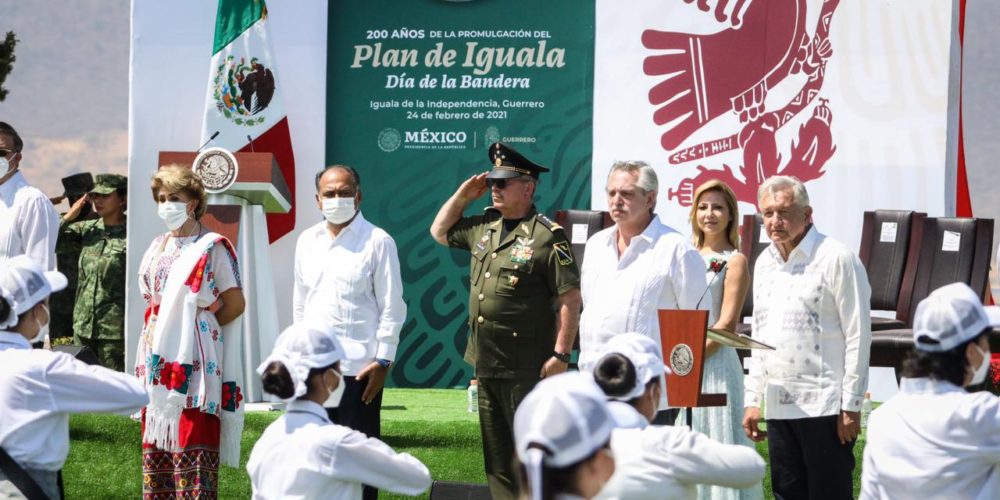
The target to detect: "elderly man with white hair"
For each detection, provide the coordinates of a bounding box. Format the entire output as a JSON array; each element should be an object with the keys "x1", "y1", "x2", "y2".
[
  {"x1": 741, "y1": 175, "x2": 871, "y2": 500},
  {"x1": 579, "y1": 161, "x2": 709, "y2": 422}
]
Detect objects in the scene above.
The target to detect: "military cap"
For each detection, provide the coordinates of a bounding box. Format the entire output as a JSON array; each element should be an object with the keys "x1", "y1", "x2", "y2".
[
  {"x1": 90, "y1": 174, "x2": 127, "y2": 195},
  {"x1": 486, "y1": 142, "x2": 550, "y2": 180},
  {"x1": 61, "y1": 173, "x2": 95, "y2": 197}
]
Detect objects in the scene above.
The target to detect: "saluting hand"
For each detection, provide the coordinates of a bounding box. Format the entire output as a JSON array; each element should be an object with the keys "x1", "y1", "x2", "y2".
[
  {"x1": 356, "y1": 361, "x2": 387, "y2": 405},
  {"x1": 455, "y1": 172, "x2": 489, "y2": 202},
  {"x1": 63, "y1": 193, "x2": 90, "y2": 223}
]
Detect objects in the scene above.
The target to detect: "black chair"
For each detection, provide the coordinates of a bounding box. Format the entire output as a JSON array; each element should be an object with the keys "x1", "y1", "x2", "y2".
[
  {"x1": 735, "y1": 213, "x2": 770, "y2": 372},
  {"x1": 870, "y1": 216, "x2": 995, "y2": 378},
  {"x1": 553, "y1": 209, "x2": 613, "y2": 268},
  {"x1": 554, "y1": 209, "x2": 614, "y2": 354},
  {"x1": 858, "y1": 210, "x2": 925, "y2": 331}
]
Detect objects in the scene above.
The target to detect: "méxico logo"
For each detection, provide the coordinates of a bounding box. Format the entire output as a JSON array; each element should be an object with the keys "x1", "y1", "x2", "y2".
[
  {"x1": 642, "y1": 0, "x2": 840, "y2": 207},
  {"x1": 212, "y1": 55, "x2": 275, "y2": 127}
]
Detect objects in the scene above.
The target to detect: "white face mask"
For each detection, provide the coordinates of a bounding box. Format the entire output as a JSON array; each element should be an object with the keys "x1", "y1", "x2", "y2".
[
  {"x1": 969, "y1": 344, "x2": 991, "y2": 386},
  {"x1": 322, "y1": 197, "x2": 356, "y2": 225},
  {"x1": 158, "y1": 201, "x2": 190, "y2": 231},
  {"x1": 0, "y1": 156, "x2": 11, "y2": 178},
  {"x1": 323, "y1": 369, "x2": 347, "y2": 408},
  {"x1": 30, "y1": 304, "x2": 49, "y2": 344}
]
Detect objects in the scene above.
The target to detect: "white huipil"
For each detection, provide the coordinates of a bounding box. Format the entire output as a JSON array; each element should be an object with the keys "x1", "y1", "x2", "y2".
[
  {"x1": 861, "y1": 377, "x2": 1000, "y2": 500},
  {"x1": 293, "y1": 213, "x2": 406, "y2": 376},
  {"x1": 0, "y1": 172, "x2": 59, "y2": 270},
  {"x1": 0, "y1": 331, "x2": 149, "y2": 471},
  {"x1": 246, "y1": 400, "x2": 431, "y2": 500},
  {"x1": 596, "y1": 403, "x2": 766, "y2": 500}
]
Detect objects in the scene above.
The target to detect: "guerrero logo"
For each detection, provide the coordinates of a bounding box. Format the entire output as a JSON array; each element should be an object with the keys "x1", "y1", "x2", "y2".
[
  {"x1": 212, "y1": 55, "x2": 275, "y2": 127},
  {"x1": 642, "y1": 0, "x2": 840, "y2": 207},
  {"x1": 378, "y1": 128, "x2": 402, "y2": 153}
]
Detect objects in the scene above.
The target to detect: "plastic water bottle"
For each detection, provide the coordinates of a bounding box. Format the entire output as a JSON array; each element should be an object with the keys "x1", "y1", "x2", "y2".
[
  {"x1": 861, "y1": 392, "x2": 872, "y2": 428},
  {"x1": 467, "y1": 379, "x2": 479, "y2": 413}
]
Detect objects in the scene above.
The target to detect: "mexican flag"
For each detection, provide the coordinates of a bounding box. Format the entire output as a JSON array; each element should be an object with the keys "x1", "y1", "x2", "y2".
[{"x1": 201, "y1": 0, "x2": 296, "y2": 242}]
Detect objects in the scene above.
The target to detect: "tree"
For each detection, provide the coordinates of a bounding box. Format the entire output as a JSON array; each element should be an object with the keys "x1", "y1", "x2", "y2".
[{"x1": 0, "y1": 31, "x2": 18, "y2": 102}]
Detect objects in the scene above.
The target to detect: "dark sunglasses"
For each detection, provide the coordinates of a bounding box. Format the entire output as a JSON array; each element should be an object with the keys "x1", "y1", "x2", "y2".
[
  {"x1": 486, "y1": 178, "x2": 526, "y2": 189},
  {"x1": 0, "y1": 148, "x2": 17, "y2": 158}
]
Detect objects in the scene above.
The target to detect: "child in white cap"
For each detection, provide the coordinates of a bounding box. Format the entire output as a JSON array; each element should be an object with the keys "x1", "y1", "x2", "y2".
[
  {"x1": 513, "y1": 371, "x2": 617, "y2": 500},
  {"x1": 591, "y1": 333, "x2": 765, "y2": 499},
  {"x1": 0, "y1": 255, "x2": 149, "y2": 499},
  {"x1": 861, "y1": 282, "x2": 1000, "y2": 499},
  {"x1": 246, "y1": 322, "x2": 431, "y2": 499}
]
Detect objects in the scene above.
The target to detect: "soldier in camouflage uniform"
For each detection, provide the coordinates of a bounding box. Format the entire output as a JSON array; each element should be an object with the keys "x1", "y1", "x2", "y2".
[
  {"x1": 57, "y1": 174, "x2": 127, "y2": 370},
  {"x1": 431, "y1": 143, "x2": 582, "y2": 500},
  {"x1": 50, "y1": 173, "x2": 97, "y2": 341}
]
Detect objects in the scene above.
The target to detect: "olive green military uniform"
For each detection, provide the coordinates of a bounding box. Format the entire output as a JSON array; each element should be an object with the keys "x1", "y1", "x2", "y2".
[{"x1": 448, "y1": 205, "x2": 580, "y2": 500}]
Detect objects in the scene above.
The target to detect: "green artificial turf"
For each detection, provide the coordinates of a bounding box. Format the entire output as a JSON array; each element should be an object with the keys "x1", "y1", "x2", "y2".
[{"x1": 63, "y1": 389, "x2": 866, "y2": 499}]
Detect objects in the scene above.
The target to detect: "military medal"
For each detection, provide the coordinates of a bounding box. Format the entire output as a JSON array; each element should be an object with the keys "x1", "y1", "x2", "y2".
[{"x1": 510, "y1": 237, "x2": 534, "y2": 264}]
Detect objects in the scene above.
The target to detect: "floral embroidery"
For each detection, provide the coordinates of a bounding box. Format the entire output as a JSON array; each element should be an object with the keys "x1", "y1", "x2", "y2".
[
  {"x1": 158, "y1": 361, "x2": 192, "y2": 393},
  {"x1": 206, "y1": 361, "x2": 217, "y2": 374},
  {"x1": 193, "y1": 360, "x2": 200, "y2": 372},
  {"x1": 221, "y1": 382, "x2": 243, "y2": 412}
]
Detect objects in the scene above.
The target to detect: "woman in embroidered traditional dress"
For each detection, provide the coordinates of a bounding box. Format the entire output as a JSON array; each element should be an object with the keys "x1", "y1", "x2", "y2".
[
  {"x1": 680, "y1": 180, "x2": 762, "y2": 500},
  {"x1": 135, "y1": 165, "x2": 245, "y2": 500}
]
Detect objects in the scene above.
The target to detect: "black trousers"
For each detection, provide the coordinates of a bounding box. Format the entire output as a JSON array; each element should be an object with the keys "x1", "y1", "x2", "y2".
[
  {"x1": 326, "y1": 375, "x2": 384, "y2": 500},
  {"x1": 767, "y1": 415, "x2": 856, "y2": 500}
]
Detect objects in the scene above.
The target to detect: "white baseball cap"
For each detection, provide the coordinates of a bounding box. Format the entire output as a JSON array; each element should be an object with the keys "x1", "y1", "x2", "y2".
[
  {"x1": 0, "y1": 255, "x2": 67, "y2": 328},
  {"x1": 595, "y1": 332, "x2": 671, "y2": 401},
  {"x1": 912, "y1": 282, "x2": 1000, "y2": 352},
  {"x1": 514, "y1": 372, "x2": 615, "y2": 468},
  {"x1": 257, "y1": 321, "x2": 366, "y2": 400}
]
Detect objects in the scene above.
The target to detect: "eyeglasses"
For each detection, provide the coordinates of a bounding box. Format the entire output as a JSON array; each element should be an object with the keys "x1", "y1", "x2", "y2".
[
  {"x1": 486, "y1": 178, "x2": 528, "y2": 189},
  {"x1": 0, "y1": 149, "x2": 17, "y2": 158}
]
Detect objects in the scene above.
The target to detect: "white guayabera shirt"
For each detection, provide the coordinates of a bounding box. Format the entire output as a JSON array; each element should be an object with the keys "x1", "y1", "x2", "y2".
[
  {"x1": 579, "y1": 215, "x2": 709, "y2": 372},
  {"x1": 293, "y1": 212, "x2": 406, "y2": 376},
  {"x1": 0, "y1": 172, "x2": 59, "y2": 270},
  {"x1": 247, "y1": 400, "x2": 431, "y2": 500},
  {"x1": 745, "y1": 226, "x2": 872, "y2": 418}
]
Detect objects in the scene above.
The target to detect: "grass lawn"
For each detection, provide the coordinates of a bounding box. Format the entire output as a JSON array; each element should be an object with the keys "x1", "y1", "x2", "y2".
[{"x1": 64, "y1": 389, "x2": 865, "y2": 499}]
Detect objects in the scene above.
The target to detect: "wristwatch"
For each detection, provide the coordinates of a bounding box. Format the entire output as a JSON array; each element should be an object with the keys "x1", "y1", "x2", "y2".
[
  {"x1": 552, "y1": 351, "x2": 571, "y2": 364},
  {"x1": 375, "y1": 358, "x2": 392, "y2": 369}
]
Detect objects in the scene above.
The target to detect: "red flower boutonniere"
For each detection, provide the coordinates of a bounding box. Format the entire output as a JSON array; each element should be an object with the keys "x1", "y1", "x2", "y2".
[{"x1": 708, "y1": 257, "x2": 726, "y2": 274}]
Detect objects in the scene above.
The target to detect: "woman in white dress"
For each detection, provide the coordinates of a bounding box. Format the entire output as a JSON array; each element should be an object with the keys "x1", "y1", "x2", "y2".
[{"x1": 680, "y1": 180, "x2": 761, "y2": 500}]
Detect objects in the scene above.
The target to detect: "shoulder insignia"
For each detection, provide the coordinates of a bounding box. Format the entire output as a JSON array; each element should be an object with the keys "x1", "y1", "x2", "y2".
[
  {"x1": 553, "y1": 241, "x2": 574, "y2": 266},
  {"x1": 536, "y1": 214, "x2": 563, "y2": 232}
]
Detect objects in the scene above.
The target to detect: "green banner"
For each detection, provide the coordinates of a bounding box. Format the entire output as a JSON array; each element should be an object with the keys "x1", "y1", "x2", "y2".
[{"x1": 326, "y1": 0, "x2": 595, "y2": 388}]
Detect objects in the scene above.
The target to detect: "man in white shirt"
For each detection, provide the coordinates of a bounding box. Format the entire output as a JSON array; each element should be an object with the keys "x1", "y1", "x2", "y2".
[
  {"x1": 293, "y1": 164, "x2": 406, "y2": 500},
  {"x1": 742, "y1": 175, "x2": 871, "y2": 500},
  {"x1": 0, "y1": 121, "x2": 59, "y2": 271},
  {"x1": 579, "y1": 161, "x2": 709, "y2": 416},
  {"x1": 861, "y1": 282, "x2": 1000, "y2": 500}
]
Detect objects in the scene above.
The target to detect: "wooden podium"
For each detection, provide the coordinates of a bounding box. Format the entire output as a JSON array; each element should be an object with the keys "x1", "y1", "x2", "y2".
[
  {"x1": 658, "y1": 309, "x2": 775, "y2": 416},
  {"x1": 657, "y1": 309, "x2": 727, "y2": 408},
  {"x1": 157, "y1": 150, "x2": 292, "y2": 403}
]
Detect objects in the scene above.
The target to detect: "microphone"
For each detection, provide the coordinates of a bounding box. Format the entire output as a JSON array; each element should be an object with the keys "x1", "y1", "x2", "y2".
[
  {"x1": 247, "y1": 134, "x2": 255, "y2": 153},
  {"x1": 695, "y1": 259, "x2": 728, "y2": 310},
  {"x1": 197, "y1": 131, "x2": 220, "y2": 152}
]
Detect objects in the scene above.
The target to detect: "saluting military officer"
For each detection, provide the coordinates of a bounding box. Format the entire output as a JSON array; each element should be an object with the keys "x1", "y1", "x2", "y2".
[
  {"x1": 57, "y1": 173, "x2": 128, "y2": 370},
  {"x1": 430, "y1": 142, "x2": 582, "y2": 500},
  {"x1": 51, "y1": 172, "x2": 98, "y2": 341}
]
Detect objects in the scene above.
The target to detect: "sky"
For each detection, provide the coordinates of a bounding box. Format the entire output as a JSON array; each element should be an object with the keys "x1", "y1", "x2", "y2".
[{"x1": 0, "y1": 0, "x2": 997, "y2": 294}]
